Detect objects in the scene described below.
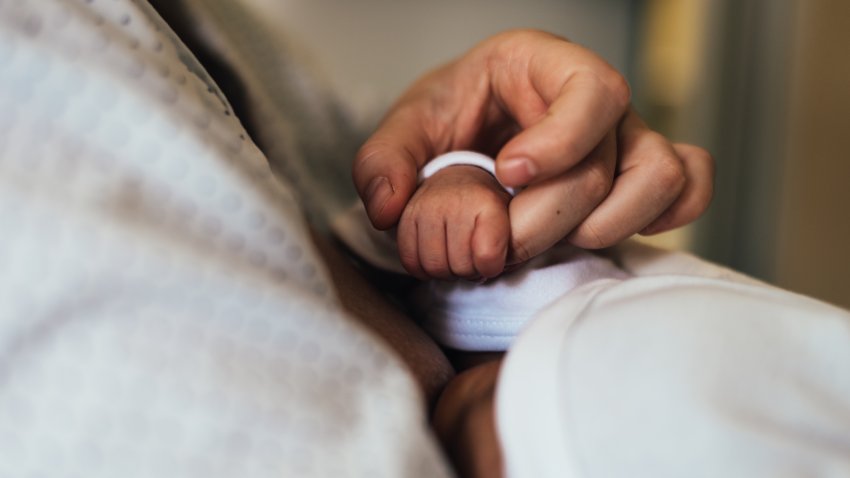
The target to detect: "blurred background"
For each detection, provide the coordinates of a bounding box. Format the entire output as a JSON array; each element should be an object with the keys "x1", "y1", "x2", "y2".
[{"x1": 242, "y1": 0, "x2": 849, "y2": 309}]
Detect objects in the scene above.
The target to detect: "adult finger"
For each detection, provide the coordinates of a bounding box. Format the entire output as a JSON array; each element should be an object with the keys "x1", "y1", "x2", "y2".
[
  {"x1": 507, "y1": 131, "x2": 617, "y2": 264},
  {"x1": 353, "y1": 105, "x2": 433, "y2": 230},
  {"x1": 641, "y1": 143, "x2": 715, "y2": 235},
  {"x1": 569, "y1": 112, "x2": 687, "y2": 249},
  {"x1": 490, "y1": 35, "x2": 630, "y2": 187}
]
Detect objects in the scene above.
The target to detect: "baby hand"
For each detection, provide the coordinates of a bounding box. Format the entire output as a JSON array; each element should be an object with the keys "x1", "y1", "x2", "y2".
[{"x1": 397, "y1": 166, "x2": 511, "y2": 280}]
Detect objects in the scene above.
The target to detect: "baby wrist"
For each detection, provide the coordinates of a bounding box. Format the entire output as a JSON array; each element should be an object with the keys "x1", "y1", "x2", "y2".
[{"x1": 418, "y1": 151, "x2": 517, "y2": 196}]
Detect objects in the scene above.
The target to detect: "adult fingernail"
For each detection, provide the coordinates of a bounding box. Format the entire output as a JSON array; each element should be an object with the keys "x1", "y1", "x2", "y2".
[
  {"x1": 500, "y1": 157, "x2": 538, "y2": 185},
  {"x1": 365, "y1": 176, "x2": 393, "y2": 215}
]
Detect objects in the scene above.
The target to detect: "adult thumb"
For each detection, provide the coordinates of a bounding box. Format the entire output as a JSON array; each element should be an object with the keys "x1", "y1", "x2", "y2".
[{"x1": 353, "y1": 109, "x2": 431, "y2": 230}]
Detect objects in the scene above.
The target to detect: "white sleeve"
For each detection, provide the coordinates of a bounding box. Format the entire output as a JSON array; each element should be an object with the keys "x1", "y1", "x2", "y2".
[{"x1": 497, "y1": 276, "x2": 850, "y2": 478}]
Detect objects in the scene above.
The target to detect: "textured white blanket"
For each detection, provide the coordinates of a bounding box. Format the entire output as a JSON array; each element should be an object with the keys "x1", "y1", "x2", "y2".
[{"x1": 0, "y1": 1, "x2": 448, "y2": 476}]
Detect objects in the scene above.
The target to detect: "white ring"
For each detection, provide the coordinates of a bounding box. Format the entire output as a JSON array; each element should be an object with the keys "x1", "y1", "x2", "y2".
[{"x1": 418, "y1": 151, "x2": 517, "y2": 196}]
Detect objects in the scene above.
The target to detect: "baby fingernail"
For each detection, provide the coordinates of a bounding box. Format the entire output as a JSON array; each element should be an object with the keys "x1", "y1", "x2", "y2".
[
  {"x1": 366, "y1": 176, "x2": 393, "y2": 214},
  {"x1": 500, "y1": 157, "x2": 537, "y2": 185}
]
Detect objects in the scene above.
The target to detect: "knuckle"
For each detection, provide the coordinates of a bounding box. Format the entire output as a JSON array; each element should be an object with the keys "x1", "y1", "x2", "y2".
[
  {"x1": 487, "y1": 30, "x2": 568, "y2": 77},
  {"x1": 575, "y1": 66, "x2": 631, "y2": 110},
  {"x1": 653, "y1": 153, "x2": 687, "y2": 196},
  {"x1": 355, "y1": 137, "x2": 419, "y2": 172},
  {"x1": 509, "y1": 235, "x2": 533, "y2": 264},
  {"x1": 495, "y1": 28, "x2": 551, "y2": 47},
  {"x1": 571, "y1": 219, "x2": 612, "y2": 250},
  {"x1": 354, "y1": 141, "x2": 383, "y2": 167},
  {"x1": 582, "y1": 163, "x2": 614, "y2": 203},
  {"x1": 605, "y1": 70, "x2": 632, "y2": 109},
  {"x1": 352, "y1": 144, "x2": 388, "y2": 191}
]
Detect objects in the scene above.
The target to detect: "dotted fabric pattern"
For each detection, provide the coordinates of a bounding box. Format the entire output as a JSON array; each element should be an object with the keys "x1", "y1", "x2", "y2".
[
  {"x1": 0, "y1": 1, "x2": 449, "y2": 476},
  {"x1": 177, "y1": 0, "x2": 364, "y2": 230}
]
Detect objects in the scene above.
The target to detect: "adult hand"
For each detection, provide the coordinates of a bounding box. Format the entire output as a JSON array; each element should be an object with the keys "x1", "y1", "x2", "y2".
[{"x1": 353, "y1": 30, "x2": 713, "y2": 264}]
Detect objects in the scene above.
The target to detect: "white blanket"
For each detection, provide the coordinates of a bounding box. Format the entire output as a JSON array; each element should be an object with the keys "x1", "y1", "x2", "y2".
[
  {"x1": 498, "y1": 242, "x2": 850, "y2": 477},
  {"x1": 0, "y1": 1, "x2": 449, "y2": 476}
]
